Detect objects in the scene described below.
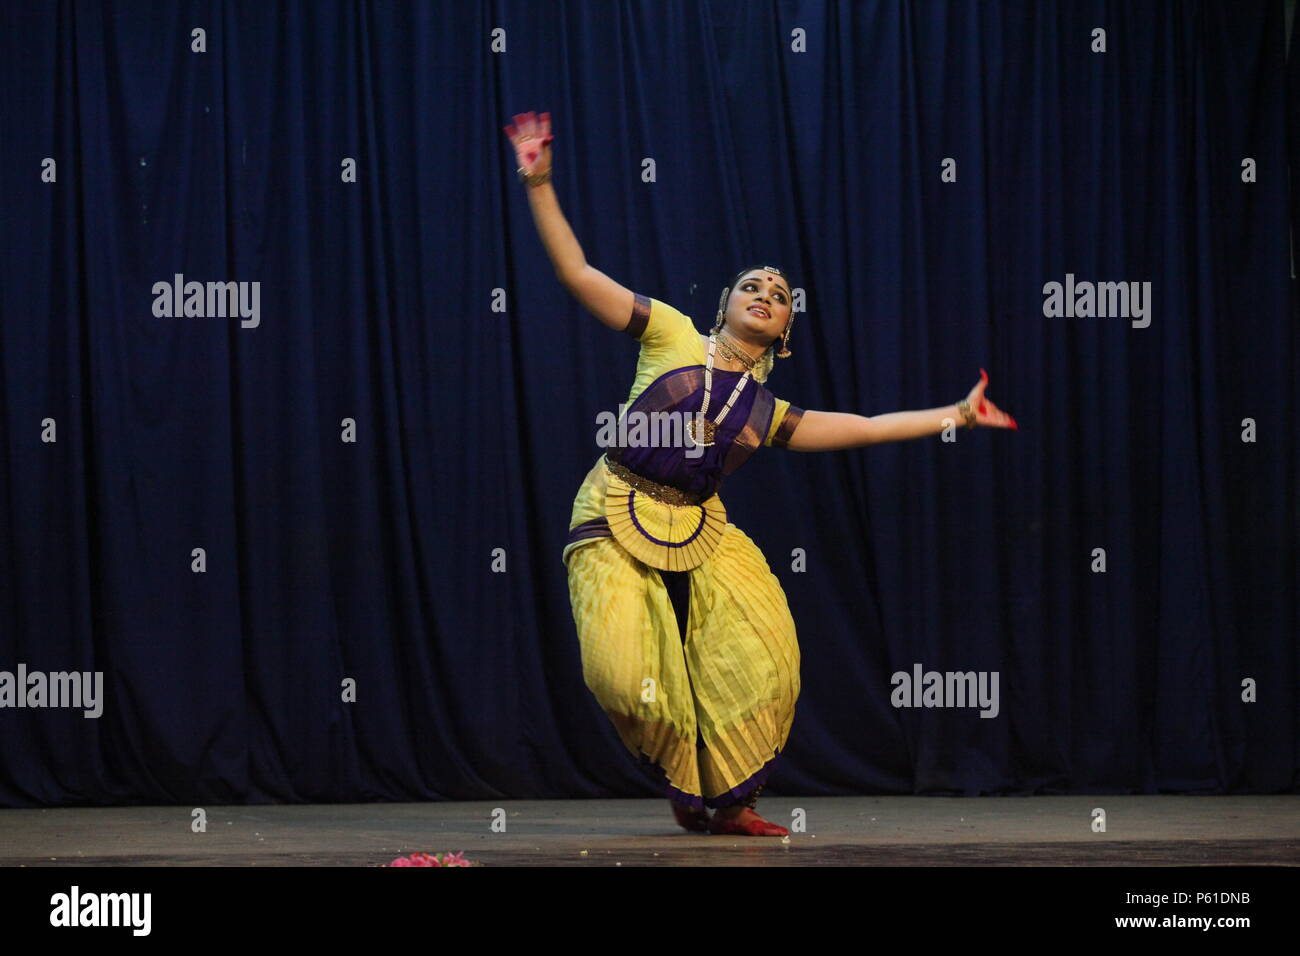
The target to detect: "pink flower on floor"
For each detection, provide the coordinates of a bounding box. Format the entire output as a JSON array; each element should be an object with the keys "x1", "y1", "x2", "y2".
[{"x1": 385, "y1": 851, "x2": 476, "y2": 867}]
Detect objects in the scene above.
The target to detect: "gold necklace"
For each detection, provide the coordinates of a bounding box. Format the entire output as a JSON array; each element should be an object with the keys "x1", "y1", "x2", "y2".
[{"x1": 714, "y1": 330, "x2": 760, "y2": 370}]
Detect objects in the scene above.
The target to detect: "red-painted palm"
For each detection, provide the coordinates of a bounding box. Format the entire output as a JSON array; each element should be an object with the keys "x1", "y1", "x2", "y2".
[
  {"x1": 502, "y1": 110, "x2": 554, "y2": 177},
  {"x1": 967, "y1": 368, "x2": 1018, "y2": 429}
]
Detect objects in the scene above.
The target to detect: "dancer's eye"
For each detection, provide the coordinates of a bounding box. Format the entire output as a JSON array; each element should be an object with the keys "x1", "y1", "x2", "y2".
[{"x1": 742, "y1": 280, "x2": 786, "y2": 304}]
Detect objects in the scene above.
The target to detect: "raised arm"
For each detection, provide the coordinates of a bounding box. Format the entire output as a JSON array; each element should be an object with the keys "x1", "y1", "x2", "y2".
[
  {"x1": 504, "y1": 111, "x2": 634, "y2": 332},
  {"x1": 786, "y1": 370, "x2": 1018, "y2": 451}
]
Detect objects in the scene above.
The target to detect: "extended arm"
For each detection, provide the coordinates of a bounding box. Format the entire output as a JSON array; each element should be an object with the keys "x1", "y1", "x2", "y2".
[
  {"x1": 786, "y1": 370, "x2": 1018, "y2": 450},
  {"x1": 787, "y1": 406, "x2": 966, "y2": 451},
  {"x1": 525, "y1": 181, "x2": 633, "y2": 331},
  {"x1": 505, "y1": 111, "x2": 633, "y2": 332}
]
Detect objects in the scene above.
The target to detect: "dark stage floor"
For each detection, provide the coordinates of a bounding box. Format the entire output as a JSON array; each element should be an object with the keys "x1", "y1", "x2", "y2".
[{"x1": 1, "y1": 796, "x2": 1296, "y2": 867}]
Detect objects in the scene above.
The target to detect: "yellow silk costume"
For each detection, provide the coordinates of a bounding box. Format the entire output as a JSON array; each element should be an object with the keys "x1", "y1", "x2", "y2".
[{"x1": 563, "y1": 294, "x2": 804, "y2": 808}]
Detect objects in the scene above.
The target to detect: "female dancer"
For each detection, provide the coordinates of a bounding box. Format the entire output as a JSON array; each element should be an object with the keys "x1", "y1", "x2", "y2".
[{"x1": 504, "y1": 111, "x2": 1017, "y2": 836}]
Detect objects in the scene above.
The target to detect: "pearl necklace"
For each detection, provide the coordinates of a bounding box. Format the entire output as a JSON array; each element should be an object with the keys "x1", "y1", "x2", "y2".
[{"x1": 686, "y1": 335, "x2": 753, "y2": 447}]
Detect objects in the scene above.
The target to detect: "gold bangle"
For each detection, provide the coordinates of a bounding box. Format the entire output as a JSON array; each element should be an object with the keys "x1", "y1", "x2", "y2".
[
  {"x1": 518, "y1": 166, "x2": 552, "y2": 187},
  {"x1": 956, "y1": 399, "x2": 977, "y2": 429}
]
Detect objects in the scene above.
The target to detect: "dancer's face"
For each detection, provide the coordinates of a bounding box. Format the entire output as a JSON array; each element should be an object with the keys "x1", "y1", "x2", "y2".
[{"x1": 724, "y1": 270, "x2": 792, "y2": 346}]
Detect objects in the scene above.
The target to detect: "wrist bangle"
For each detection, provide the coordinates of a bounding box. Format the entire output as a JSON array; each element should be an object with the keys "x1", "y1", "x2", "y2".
[
  {"x1": 956, "y1": 399, "x2": 977, "y2": 429},
  {"x1": 518, "y1": 166, "x2": 552, "y2": 187}
]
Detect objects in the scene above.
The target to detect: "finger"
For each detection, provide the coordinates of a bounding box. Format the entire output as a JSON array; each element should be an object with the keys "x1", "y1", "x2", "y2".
[
  {"x1": 985, "y1": 403, "x2": 1014, "y2": 429},
  {"x1": 503, "y1": 123, "x2": 519, "y2": 140},
  {"x1": 539, "y1": 112, "x2": 551, "y2": 137}
]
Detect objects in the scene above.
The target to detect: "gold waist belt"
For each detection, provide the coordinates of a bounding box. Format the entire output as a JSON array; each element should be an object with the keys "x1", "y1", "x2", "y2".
[
  {"x1": 603, "y1": 455, "x2": 703, "y2": 506},
  {"x1": 601, "y1": 455, "x2": 727, "y2": 572}
]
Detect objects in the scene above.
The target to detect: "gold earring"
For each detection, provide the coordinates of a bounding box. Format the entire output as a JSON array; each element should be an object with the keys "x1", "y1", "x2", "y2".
[
  {"x1": 777, "y1": 319, "x2": 793, "y2": 358},
  {"x1": 713, "y1": 286, "x2": 729, "y2": 332}
]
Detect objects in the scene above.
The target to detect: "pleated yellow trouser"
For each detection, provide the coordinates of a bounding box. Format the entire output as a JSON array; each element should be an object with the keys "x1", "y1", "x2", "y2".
[{"x1": 565, "y1": 523, "x2": 800, "y2": 809}]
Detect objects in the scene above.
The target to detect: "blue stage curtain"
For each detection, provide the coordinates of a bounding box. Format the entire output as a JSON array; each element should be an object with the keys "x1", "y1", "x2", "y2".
[{"x1": 0, "y1": 1, "x2": 1294, "y2": 805}]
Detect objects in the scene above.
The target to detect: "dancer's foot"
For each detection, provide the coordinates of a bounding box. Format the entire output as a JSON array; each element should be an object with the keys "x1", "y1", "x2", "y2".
[
  {"x1": 670, "y1": 800, "x2": 711, "y2": 833},
  {"x1": 708, "y1": 806, "x2": 789, "y2": 837}
]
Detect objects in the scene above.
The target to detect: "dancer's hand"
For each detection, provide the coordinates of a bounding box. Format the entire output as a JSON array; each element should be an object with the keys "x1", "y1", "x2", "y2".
[
  {"x1": 503, "y1": 110, "x2": 553, "y2": 176},
  {"x1": 966, "y1": 368, "x2": 1018, "y2": 430}
]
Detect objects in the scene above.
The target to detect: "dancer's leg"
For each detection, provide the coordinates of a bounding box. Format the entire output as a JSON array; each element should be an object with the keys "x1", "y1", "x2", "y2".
[
  {"x1": 658, "y1": 566, "x2": 711, "y2": 831},
  {"x1": 683, "y1": 524, "x2": 800, "y2": 832},
  {"x1": 566, "y1": 538, "x2": 704, "y2": 807}
]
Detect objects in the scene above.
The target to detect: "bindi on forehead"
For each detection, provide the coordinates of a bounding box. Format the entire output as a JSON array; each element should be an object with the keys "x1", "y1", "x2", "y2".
[{"x1": 747, "y1": 273, "x2": 791, "y2": 297}]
